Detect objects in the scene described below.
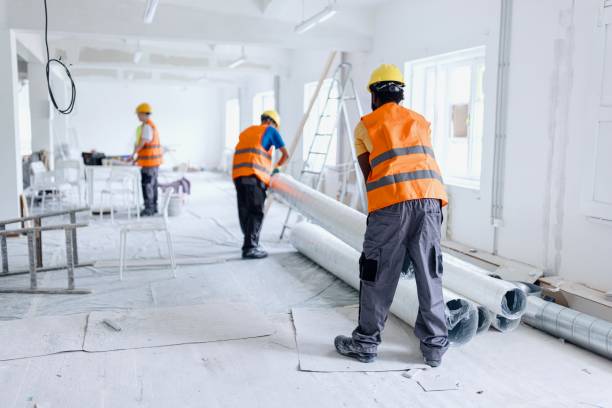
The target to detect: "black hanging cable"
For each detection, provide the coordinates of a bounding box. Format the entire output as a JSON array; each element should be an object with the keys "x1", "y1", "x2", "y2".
[{"x1": 44, "y1": 0, "x2": 76, "y2": 115}]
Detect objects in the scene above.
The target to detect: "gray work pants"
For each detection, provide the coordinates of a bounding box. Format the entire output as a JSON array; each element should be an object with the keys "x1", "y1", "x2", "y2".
[
  {"x1": 141, "y1": 166, "x2": 159, "y2": 212},
  {"x1": 352, "y1": 199, "x2": 449, "y2": 360}
]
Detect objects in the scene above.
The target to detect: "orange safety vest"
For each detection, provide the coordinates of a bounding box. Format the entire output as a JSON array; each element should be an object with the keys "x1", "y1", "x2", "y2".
[
  {"x1": 361, "y1": 103, "x2": 448, "y2": 213},
  {"x1": 232, "y1": 125, "x2": 273, "y2": 186},
  {"x1": 136, "y1": 119, "x2": 163, "y2": 168}
]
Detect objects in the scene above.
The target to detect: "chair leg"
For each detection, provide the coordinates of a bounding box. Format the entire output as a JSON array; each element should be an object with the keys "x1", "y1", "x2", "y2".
[
  {"x1": 99, "y1": 192, "x2": 105, "y2": 221},
  {"x1": 110, "y1": 193, "x2": 115, "y2": 224},
  {"x1": 119, "y1": 231, "x2": 126, "y2": 280},
  {"x1": 165, "y1": 230, "x2": 176, "y2": 278}
]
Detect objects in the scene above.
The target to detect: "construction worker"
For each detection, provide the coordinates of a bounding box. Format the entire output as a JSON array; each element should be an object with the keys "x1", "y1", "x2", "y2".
[
  {"x1": 232, "y1": 110, "x2": 289, "y2": 259},
  {"x1": 334, "y1": 64, "x2": 449, "y2": 367},
  {"x1": 133, "y1": 103, "x2": 163, "y2": 217}
]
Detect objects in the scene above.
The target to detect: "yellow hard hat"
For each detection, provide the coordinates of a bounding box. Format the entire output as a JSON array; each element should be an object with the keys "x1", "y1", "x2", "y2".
[
  {"x1": 135, "y1": 103, "x2": 152, "y2": 114},
  {"x1": 367, "y1": 64, "x2": 405, "y2": 92},
  {"x1": 261, "y1": 110, "x2": 281, "y2": 128}
]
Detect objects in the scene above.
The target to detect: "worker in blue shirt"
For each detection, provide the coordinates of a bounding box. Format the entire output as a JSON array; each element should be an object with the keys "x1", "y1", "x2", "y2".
[{"x1": 232, "y1": 110, "x2": 289, "y2": 259}]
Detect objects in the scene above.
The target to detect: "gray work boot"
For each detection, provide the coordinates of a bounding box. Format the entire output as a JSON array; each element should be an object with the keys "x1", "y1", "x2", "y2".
[
  {"x1": 334, "y1": 335, "x2": 377, "y2": 363},
  {"x1": 424, "y1": 356, "x2": 442, "y2": 368},
  {"x1": 242, "y1": 248, "x2": 268, "y2": 259}
]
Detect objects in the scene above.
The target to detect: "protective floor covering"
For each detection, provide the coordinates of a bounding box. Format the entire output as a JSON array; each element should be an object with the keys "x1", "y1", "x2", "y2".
[
  {"x1": 83, "y1": 303, "x2": 275, "y2": 352},
  {"x1": 292, "y1": 305, "x2": 427, "y2": 372},
  {"x1": 1, "y1": 173, "x2": 612, "y2": 407},
  {"x1": 0, "y1": 314, "x2": 87, "y2": 361}
]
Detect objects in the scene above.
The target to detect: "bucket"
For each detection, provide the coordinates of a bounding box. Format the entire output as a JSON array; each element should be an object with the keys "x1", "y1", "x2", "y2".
[{"x1": 168, "y1": 194, "x2": 184, "y2": 217}]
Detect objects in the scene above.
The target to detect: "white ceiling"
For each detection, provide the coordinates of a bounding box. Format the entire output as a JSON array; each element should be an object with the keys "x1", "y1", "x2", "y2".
[{"x1": 9, "y1": 0, "x2": 388, "y2": 84}]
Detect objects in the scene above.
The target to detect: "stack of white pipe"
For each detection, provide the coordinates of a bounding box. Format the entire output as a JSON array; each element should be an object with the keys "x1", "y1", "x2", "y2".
[
  {"x1": 271, "y1": 174, "x2": 527, "y2": 334},
  {"x1": 290, "y1": 222, "x2": 478, "y2": 345}
]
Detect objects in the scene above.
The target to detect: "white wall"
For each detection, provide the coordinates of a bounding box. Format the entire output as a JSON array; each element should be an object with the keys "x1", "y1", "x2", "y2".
[
  {"x1": 369, "y1": 0, "x2": 612, "y2": 291},
  {"x1": 499, "y1": 0, "x2": 612, "y2": 290},
  {"x1": 71, "y1": 81, "x2": 223, "y2": 169},
  {"x1": 0, "y1": 28, "x2": 23, "y2": 220}
]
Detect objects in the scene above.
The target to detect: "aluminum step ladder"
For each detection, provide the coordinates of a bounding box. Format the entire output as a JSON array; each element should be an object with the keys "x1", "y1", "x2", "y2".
[{"x1": 279, "y1": 62, "x2": 366, "y2": 239}]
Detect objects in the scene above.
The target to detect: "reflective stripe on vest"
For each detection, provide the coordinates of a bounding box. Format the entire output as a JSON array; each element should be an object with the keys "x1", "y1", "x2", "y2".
[
  {"x1": 232, "y1": 125, "x2": 273, "y2": 185},
  {"x1": 234, "y1": 148, "x2": 272, "y2": 160},
  {"x1": 136, "y1": 120, "x2": 163, "y2": 167},
  {"x1": 369, "y1": 145, "x2": 436, "y2": 170},
  {"x1": 362, "y1": 103, "x2": 448, "y2": 213}
]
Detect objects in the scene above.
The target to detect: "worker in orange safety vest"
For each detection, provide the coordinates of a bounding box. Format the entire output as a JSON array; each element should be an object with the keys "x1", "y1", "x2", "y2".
[
  {"x1": 133, "y1": 102, "x2": 163, "y2": 216},
  {"x1": 334, "y1": 64, "x2": 449, "y2": 368},
  {"x1": 232, "y1": 110, "x2": 289, "y2": 259}
]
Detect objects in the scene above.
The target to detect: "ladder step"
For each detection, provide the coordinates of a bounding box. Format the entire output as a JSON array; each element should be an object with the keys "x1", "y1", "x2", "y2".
[
  {"x1": 307, "y1": 151, "x2": 327, "y2": 156},
  {"x1": 301, "y1": 170, "x2": 322, "y2": 175},
  {"x1": 315, "y1": 133, "x2": 334, "y2": 136}
]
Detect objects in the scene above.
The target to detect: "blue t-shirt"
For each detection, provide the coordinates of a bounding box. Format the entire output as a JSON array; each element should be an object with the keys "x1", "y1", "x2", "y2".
[{"x1": 261, "y1": 126, "x2": 285, "y2": 151}]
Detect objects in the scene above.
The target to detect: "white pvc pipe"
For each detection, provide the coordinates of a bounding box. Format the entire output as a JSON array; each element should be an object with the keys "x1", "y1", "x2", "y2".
[
  {"x1": 290, "y1": 222, "x2": 478, "y2": 346},
  {"x1": 270, "y1": 173, "x2": 527, "y2": 320},
  {"x1": 475, "y1": 304, "x2": 493, "y2": 334},
  {"x1": 270, "y1": 173, "x2": 365, "y2": 250},
  {"x1": 444, "y1": 256, "x2": 527, "y2": 319}
]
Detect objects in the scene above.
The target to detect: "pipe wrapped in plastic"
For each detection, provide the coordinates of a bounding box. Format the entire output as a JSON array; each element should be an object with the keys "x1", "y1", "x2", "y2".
[
  {"x1": 290, "y1": 222, "x2": 478, "y2": 345},
  {"x1": 490, "y1": 312, "x2": 521, "y2": 332},
  {"x1": 270, "y1": 173, "x2": 365, "y2": 250},
  {"x1": 271, "y1": 173, "x2": 527, "y2": 320},
  {"x1": 443, "y1": 255, "x2": 527, "y2": 319}
]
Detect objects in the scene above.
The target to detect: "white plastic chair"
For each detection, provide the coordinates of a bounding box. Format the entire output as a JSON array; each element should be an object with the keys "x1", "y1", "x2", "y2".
[
  {"x1": 118, "y1": 189, "x2": 176, "y2": 280},
  {"x1": 26, "y1": 162, "x2": 70, "y2": 212},
  {"x1": 99, "y1": 167, "x2": 140, "y2": 222},
  {"x1": 55, "y1": 159, "x2": 86, "y2": 206}
]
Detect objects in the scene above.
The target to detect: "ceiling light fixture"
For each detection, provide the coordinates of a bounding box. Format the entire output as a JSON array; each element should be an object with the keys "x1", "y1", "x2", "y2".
[
  {"x1": 294, "y1": 2, "x2": 337, "y2": 34},
  {"x1": 227, "y1": 47, "x2": 247, "y2": 69},
  {"x1": 143, "y1": 0, "x2": 159, "y2": 24}
]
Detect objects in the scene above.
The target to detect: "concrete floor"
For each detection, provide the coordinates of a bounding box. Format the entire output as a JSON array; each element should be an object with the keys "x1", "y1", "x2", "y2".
[{"x1": 0, "y1": 172, "x2": 611, "y2": 408}]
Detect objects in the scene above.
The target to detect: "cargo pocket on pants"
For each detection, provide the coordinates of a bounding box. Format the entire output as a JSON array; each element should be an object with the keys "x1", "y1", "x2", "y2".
[
  {"x1": 428, "y1": 245, "x2": 444, "y2": 279},
  {"x1": 359, "y1": 251, "x2": 379, "y2": 282}
]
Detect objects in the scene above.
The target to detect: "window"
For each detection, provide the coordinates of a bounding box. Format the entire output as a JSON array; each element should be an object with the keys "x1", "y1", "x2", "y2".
[
  {"x1": 303, "y1": 79, "x2": 337, "y2": 166},
  {"x1": 406, "y1": 47, "x2": 486, "y2": 188},
  {"x1": 581, "y1": 5, "x2": 612, "y2": 220},
  {"x1": 252, "y1": 90, "x2": 275, "y2": 124},
  {"x1": 225, "y1": 98, "x2": 240, "y2": 149}
]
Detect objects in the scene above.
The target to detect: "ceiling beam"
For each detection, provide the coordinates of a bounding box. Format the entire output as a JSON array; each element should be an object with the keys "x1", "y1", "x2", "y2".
[{"x1": 8, "y1": 0, "x2": 371, "y2": 52}]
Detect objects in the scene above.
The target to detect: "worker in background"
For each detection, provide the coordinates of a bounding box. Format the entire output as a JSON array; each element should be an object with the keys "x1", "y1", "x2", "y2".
[
  {"x1": 334, "y1": 64, "x2": 449, "y2": 367},
  {"x1": 133, "y1": 103, "x2": 163, "y2": 217},
  {"x1": 232, "y1": 110, "x2": 289, "y2": 259}
]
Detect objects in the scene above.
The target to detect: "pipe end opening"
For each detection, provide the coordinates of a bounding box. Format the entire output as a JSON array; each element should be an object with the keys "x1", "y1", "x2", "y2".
[{"x1": 501, "y1": 288, "x2": 528, "y2": 318}]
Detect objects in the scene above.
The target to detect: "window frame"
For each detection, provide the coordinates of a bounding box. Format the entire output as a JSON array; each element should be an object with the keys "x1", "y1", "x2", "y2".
[
  {"x1": 252, "y1": 90, "x2": 275, "y2": 125},
  {"x1": 405, "y1": 46, "x2": 486, "y2": 190}
]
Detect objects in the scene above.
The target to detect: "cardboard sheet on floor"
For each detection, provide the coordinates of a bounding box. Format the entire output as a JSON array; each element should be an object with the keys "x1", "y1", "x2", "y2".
[
  {"x1": 0, "y1": 314, "x2": 87, "y2": 361},
  {"x1": 83, "y1": 303, "x2": 275, "y2": 352},
  {"x1": 292, "y1": 305, "x2": 427, "y2": 372}
]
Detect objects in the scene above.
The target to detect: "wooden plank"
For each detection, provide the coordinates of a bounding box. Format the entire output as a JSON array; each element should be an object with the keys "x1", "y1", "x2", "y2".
[
  {"x1": 0, "y1": 223, "x2": 88, "y2": 236},
  {"x1": 0, "y1": 288, "x2": 91, "y2": 294},
  {"x1": 0, "y1": 207, "x2": 89, "y2": 226},
  {"x1": 0, "y1": 262, "x2": 94, "y2": 278}
]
